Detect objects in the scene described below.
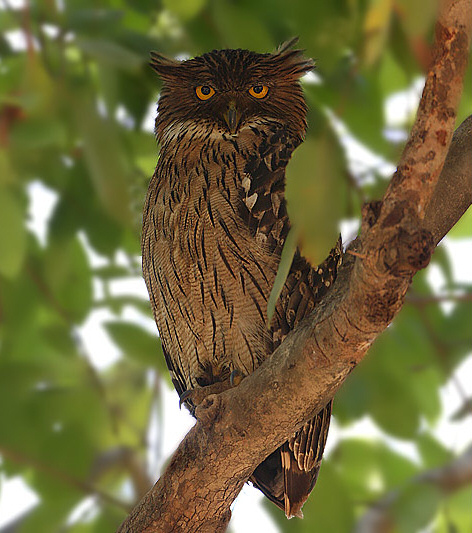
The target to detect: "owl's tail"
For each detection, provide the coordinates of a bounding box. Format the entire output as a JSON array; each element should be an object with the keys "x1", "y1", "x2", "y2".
[
  {"x1": 280, "y1": 443, "x2": 322, "y2": 518},
  {"x1": 249, "y1": 401, "x2": 332, "y2": 518}
]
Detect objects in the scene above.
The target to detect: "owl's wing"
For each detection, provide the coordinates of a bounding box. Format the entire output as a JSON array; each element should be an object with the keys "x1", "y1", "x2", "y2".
[
  {"x1": 238, "y1": 123, "x2": 299, "y2": 257},
  {"x1": 269, "y1": 242, "x2": 341, "y2": 518},
  {"x1": 162, "y1": 342, "x2": 187, "y2": 400},
  {"x1": 243, "y1": 124, "x2": 343, "y2": 517}
]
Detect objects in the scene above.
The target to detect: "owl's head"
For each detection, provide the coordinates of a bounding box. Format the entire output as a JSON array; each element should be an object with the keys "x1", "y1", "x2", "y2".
[{"x1": 151, "y1": 40, "x2": 313, "y2": 143}]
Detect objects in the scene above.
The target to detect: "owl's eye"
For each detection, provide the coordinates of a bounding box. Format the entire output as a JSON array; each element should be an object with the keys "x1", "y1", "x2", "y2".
[
  {"x1": 195, "y1": 85, "x2": 215, "y2": 100},
  {"x1": 249, "y1": 85, "x2": 269, "y2": 99}
]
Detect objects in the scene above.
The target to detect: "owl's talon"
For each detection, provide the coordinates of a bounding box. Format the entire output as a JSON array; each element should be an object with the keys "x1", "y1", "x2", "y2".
[
  {"x1": 179, "y1": 382, "x2": 224, "y2": 409},
  {"x1": 230, "y1": 369, "x2": 244, "y2": 387},
  {"x1": 179, "y1": 371, "x2": 245, "y2": 411},
  {"x1": 179, "y1": 390, "x2": 192, "y2": 409}
]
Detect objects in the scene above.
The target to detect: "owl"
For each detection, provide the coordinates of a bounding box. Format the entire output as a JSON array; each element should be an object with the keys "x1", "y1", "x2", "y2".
[{"x1": 142, "y1": 39, "x2": 342, "y2": 519}]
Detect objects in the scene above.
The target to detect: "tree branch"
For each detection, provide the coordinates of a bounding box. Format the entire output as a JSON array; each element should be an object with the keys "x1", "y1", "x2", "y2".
[
  {"x1": 0, "y1": 445, "x2": 130, "y2": 513},
  {"x1": 354, "y1": 444, "x2": 472, "y2": 533},
  {"x1": 119, "y1": 1, "x2": 472, "y2": 530}
]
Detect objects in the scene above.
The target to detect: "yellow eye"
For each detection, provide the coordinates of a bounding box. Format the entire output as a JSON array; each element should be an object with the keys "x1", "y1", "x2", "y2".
[
  {"x1": 195, "y1": 85, "x2": 215, "y2": 100},
  {"x1": 249, "y1": 85, "x2": 269, "y2": 99}
]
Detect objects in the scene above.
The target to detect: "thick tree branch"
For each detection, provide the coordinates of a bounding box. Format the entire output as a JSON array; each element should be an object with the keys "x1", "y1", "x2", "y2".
[
  {"x1": 119, "y1": 1, "x2": 472, "y2": 531},
  {"x1": 424, "y1": 114, "x2": 472, "y2": 243},
  {"x1": 354, "y1": 444, "x2": 472, "y2": 533}
]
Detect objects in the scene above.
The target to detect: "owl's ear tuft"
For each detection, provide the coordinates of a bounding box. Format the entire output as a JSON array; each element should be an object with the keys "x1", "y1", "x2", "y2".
[
  {"x1": 270, "y1": 38, "x2": 314, "y2": 79},
  {"x1": 150, "y1": 51, "x2": 182, "y2": 80},
  {"x1": 274, "y1": 37, "x2": 300, "y2": 54}
]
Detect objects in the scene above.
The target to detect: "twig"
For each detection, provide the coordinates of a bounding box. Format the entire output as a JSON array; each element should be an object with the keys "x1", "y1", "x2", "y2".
[
  {"x1": 354, "y1": 444, "x2": 472, "y2": 533},
  {"x1": 406, "y1": 292, "x2": 472, "y2": 304},
  {"x1": 0, "y1": 445, "x2": 131, "y2": 512}
]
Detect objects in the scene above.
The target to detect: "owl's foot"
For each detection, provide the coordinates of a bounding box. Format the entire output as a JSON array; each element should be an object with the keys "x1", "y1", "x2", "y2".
[
  {"x1": 179, "y1": 370, "x2": 245, "y2": 411},
  {"x1": 230, "y1": 369, "x2": 244, "y2": 387}
]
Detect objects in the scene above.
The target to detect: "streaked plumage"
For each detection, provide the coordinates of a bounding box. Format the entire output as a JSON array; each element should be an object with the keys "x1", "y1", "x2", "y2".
[{"x1": 142, "y1": 41, "x2": 342, "y2": 518}]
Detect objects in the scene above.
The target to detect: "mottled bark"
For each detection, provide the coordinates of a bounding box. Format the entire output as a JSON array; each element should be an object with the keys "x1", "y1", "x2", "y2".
[{"x1": 118, "y1": 0, "x2": 472, "y2": 531}]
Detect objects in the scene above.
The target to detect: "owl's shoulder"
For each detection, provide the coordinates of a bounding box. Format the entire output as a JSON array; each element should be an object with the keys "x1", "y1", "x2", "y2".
[{"x1": 236, "y1": 123, "x2": 301, "y2": 254}]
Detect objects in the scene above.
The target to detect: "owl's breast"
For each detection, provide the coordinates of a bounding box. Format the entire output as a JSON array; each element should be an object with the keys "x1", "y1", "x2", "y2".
[{"x1": 142, "y1": 136, "x2": 287, "y2": 391}]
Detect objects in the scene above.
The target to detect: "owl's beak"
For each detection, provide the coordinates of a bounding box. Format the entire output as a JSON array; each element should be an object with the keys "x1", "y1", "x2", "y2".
[{"x1": 223, "y1": 103, "x2": 240, "y2": 135}]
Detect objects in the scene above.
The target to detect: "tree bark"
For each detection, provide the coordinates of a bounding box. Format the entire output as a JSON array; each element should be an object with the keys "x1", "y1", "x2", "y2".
[{"x1": 119, "y1": 0, "x2": 472, "y2": 531}]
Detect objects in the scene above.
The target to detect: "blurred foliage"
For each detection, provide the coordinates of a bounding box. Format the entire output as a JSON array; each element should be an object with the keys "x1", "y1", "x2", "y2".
[{"x1": 0, "y1": 1, "x2": 471, "y2": 532}]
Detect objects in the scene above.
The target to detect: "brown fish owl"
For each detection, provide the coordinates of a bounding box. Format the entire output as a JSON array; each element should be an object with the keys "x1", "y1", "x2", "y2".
[{"x1": 142, "y1": 40, "x2": 342, "y2": 518}]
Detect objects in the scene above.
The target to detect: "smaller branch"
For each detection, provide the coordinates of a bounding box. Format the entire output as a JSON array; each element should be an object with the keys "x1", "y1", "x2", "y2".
[
  {"x1": 451, "y1": 397, "x2": 472, "y2": 421},
  {"x1": 410, "y1": 289, "x2": 470, "y2": 403},
  {"x1": 424, "y1": 115, "x2": 472, "y2": 243},
  {"x1": 0, "y1": 445, "x2": 131, "y2": 512},
  {"x1": 26, "y1": 263, "x2": 72, "y2": 323},
  {"x1": 354, "y1": 444, "x2": 472, "y2": 533},
  {"x1": 383, "y1": 2, "x2": 472, "y2": 218},
  {"x1": 91, "y1": 447, "x2": 152, "y2": 500},
  {"x1": 406, "y1": 292, "x2": 472, "y2": 305}
]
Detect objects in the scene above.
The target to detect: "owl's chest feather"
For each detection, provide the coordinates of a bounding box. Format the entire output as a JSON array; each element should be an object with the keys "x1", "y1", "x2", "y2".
[{"x1": 146, "y1": 132, "x2": 287, "y2": 387}]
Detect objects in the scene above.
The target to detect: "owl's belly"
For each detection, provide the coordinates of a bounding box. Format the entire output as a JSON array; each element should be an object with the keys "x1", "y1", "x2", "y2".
[{"x1": 149, "y1": 185, "x2": 279, "y2": 391}]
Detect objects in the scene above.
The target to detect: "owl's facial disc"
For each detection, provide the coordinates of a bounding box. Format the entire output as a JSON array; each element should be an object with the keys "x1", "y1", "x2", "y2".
[
  {"x1": 152, "y1": 46, "x2": 313, "y2": 143},
  {"x1": 223, "y1": 101, "x2": 241, "y2": 136}
]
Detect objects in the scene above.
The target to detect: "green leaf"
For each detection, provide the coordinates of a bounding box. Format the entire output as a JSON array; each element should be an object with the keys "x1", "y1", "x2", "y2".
[
  {"x1": 10, "y1": 117, "x2": 67, "y2": 149},
  {"x1": 389, "y1": 12, "x2": 423, "y2": 76},
  {"x1": 437, "y1": 299, "x2": 472, "y2": 362},
  {"x1": 76, "y1": 38, "x2": 143, "y2": 72},
  {"x1": 310, "y1": 70, "x2": 391, "y2": 156},
  {"x1": 0, "y1": 186, "x2": 26, "y2": 278},
  {"x1": 379, "y1": 51, "x2": 410, "y2": 96},
  {"x1": 336, "y1": 304, "x2": 443, "y2": 436},
  {"x1": 417, "y1": 433, "x2": 453, "y2": 468},
  {"x1": 430, "y1": 245, "x2": 454, "y2": 288},
  {"x1": 362, "y1": 0, "x2": 393, "y2": 67},
  {"x1": 395, "y1": 0, "x2": 438, "y2": 39},
  {"x1": 0, "y1": 149, "x2": 18, "y2": 186},
  {"x1": 286, "y1": 132, "x2": 345, "y2": 265},
  {"x1": 333, "y1": 439, "x2": 418, "y2": 500},
  {"x1": 0, "y1": 9, "x2": 17, "y2": 32},
  {"x1": 102, "y1": 359, "x2": 156, "y2": 444},
  {"x1": 49, "y1": 161, "x2": 125, "y2": 256},
  {"x1": 42, "y1": 236, "x2": 93, "y2": 322},
  {"x1": 267, "y1": 228, "x2": 297, "y2": 323},
  {"x1": 436, "y1": 486, "x2": 472, "y2": 532},
  {"x1": 104, "y1": 321, "x2": 163, "y2": 368},
  {"x1": 457, "y1": 63, "x2": 472, "y2": 124},
  {"x1": 74, "y1": 93, "x2": 134, "y2": 228},
  {"x1": 163, "y1": 0, "x2": 208, "y2": 20},
  {"x1": 67, "y1": 506, "x2": 126, "y2": 532},
  {"x1": 15, "y1": 498, "x2": 78, "y2": 533},
  {"x1": 392, "y1": 483, "x2": 441, "y2": 533},
  {"x1": 212, "y1": 1, "x2": 274, "y2": 51},
  {"x1": 292, "y1": 0, "x2": 356, "y2": 73},
  {"x1": 93, "y1": 265, "x2": 134, "y2": 279}
]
